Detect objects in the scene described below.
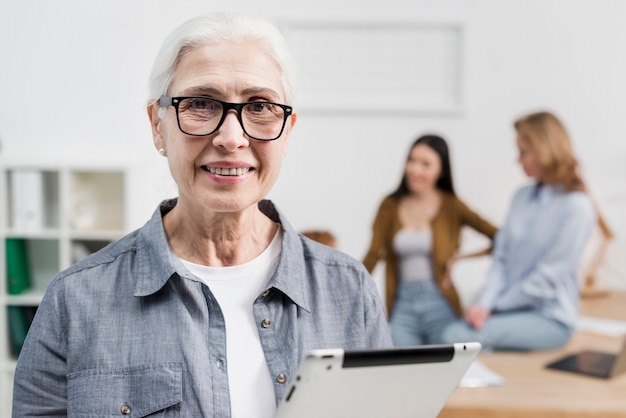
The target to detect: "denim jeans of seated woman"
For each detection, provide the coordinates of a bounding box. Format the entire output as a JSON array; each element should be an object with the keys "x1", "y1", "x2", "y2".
[
  {"x1": 441, "y1": 310, "x2": 573, "y2": 351},
  {"x1": 390, "y1": 279, "x2": 457, "y2": 347}
]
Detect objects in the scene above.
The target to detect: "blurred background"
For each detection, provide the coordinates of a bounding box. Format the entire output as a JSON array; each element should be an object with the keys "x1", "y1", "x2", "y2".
[{"x1": 1, "y1": 0, "x2": 624, "y2": 304}]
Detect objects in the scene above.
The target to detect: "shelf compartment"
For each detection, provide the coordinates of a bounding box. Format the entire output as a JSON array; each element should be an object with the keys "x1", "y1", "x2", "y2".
[
  {"x1": 5, "y1": 169, "x2": 60, "y2": 231},
  {"x1": 69, "y1": 171, "x2": 125, "y2": 232},
  {"x1": 4, "y1": 238, "x2": 60, "y2": 297}
]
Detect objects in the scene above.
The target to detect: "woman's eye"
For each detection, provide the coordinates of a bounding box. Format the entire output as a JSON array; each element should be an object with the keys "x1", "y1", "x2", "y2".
[
  {"x1": 249, "y1": 102, "x2": 270, "y2": 112},
  {"x1": 191, "y1": 99, "x2": 209, "y2": 109},
  {"x1": 183, "y1": 98, "x2": 219, "y2": 112}
]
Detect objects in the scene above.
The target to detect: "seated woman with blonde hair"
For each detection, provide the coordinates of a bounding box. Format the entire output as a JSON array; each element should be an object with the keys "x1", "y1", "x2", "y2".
[{"x1": 442, "y1": 111, "x2": 596, "y2": 351}]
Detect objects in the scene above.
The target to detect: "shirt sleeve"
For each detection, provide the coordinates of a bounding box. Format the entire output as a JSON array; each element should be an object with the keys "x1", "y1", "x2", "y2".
[
  {"x1": 458, "y1": 199, "x2": 498, "y2": 241},
  {"x1": 362, "y1": 268, "x2": 394, "y2": 348},
  {"x1": 476, "y1": 189, "x2": 522, "y2": 310},
  {"x1": 476, "y1": 226, "x2": 512, "y2": 311},
  {"x1": 362, "y1": 197, "x2": 394, "y2": 273},
  {"x1": 12, "y1": 280, "x2": 68, "y2": 416}
]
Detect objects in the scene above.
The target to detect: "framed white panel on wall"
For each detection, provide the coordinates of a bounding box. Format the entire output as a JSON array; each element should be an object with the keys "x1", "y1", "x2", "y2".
[{"x1": 281, "y1": 21, "x2": 465, "y2": 116}]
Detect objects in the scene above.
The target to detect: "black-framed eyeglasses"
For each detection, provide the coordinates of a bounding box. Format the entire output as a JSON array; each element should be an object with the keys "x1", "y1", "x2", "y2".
[{"x1": 159, "y1": 96, "x2": 293, "y2": 141}]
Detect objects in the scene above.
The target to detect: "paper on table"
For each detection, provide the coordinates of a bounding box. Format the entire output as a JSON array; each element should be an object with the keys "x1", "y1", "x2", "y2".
[
  {"x1": 458, "y1": 360, "x2": 506, "y2": 388},
  {"x1": 577, "y1": 316, "x2": 626, "y2": 338}
]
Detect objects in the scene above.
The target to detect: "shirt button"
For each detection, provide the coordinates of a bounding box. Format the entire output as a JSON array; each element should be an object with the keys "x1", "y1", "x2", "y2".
[
  {"x1": 277, "y1": 373, "x2": 287, "y2": 384},
  {"x1": 216, "y1": 359, "x2": 225, "y2": 370},
  {"x1": 120, "y1": 404, "x2": 131, "y2": 415},
  {"x1": 261, "y1": 318, "x2": 271, "y2": 328}
]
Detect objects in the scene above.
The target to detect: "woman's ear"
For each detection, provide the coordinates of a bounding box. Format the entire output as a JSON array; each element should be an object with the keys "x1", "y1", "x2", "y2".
[
  {"x1": 282, "y1": 112, "x2": 297, "y2": 158},
  {"x1": 147, "y1": 103, "x2": 165, "y2": 151}
]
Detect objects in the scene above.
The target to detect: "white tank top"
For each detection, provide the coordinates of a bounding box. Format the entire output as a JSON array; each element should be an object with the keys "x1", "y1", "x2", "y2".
[{"x1": 393, "y1": 229, "x2": 433, "y2": 282}]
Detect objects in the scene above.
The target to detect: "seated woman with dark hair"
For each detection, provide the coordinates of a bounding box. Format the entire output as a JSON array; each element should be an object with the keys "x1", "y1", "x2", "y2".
[{"x1": 363, "y1": 134, "x2": 497, "y2": 346}]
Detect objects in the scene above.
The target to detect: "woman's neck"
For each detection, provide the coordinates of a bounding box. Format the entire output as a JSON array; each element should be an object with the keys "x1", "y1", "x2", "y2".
[
  {"x1": 162, "y1": 203, "x2": 278, "y2": 267},
  {"x1": 408, "y1": 186, "x2": 440, "y2": 201}
]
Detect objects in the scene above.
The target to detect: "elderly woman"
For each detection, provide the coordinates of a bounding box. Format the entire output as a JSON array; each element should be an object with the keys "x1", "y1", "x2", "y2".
[{"x1": 12, "y1": 12, "x2": 391, "y2": 417}]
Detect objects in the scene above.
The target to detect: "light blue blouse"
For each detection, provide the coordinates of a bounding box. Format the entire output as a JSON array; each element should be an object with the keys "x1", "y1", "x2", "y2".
[{"x1": 476, "y1": 183, "x2": 596, "y2": 328}]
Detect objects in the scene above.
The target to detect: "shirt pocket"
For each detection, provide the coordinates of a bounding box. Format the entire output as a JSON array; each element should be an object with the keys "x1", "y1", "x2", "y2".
[{"x1": 67, "y1": 362, "x2": 182, "y2": 417}]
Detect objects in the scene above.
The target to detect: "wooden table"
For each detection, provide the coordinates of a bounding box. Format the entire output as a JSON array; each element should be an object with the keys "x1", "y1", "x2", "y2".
[{"x1": 439, "y1": 291, "x2": 626, "y2": 418}]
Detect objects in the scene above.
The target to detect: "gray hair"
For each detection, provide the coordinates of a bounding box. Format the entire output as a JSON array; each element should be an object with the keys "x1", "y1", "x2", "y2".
[{"x1": 147, "y1": 12, "x2": 296, "y2": 105}]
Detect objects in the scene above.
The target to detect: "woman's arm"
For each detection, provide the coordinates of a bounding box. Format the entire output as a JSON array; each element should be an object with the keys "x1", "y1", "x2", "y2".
[
  {"x1": 472, "y1": 187, "x2": 526, "y2": 312},
  {"x1": 362, "y1": 197, "x2": 394, "y2": 273},
  {"x1": 442, "y1": 247, "x2": 493, "y2": 289},
  {"x1": 12, "y1": 281, "x2": 68, "y2": 416},
  {"x1": 442, "y1": 198, "x2": 498, "y2": 288},
  {"x1": 581, "y1": 205, "x2": 614, "y2": 292}
]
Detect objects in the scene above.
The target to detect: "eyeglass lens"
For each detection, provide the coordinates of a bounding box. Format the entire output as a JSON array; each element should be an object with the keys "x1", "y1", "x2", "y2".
[{"x1": 176, "y1": 97, "x2": 287, "y2": 140}]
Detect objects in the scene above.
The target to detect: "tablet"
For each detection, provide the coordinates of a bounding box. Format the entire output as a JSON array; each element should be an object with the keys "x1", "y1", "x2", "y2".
[
  {"x1": 275, "y1": 342, "x2": 481, "y2": 418},
  {"x1": 546, "y1": 334, "x2": 626, "y2": 379}
]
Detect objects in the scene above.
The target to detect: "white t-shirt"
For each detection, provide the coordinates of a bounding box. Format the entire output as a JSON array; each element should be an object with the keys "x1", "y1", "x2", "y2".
[{"x1": 181, "y1": 227, "x2": 282, "y2": 418}]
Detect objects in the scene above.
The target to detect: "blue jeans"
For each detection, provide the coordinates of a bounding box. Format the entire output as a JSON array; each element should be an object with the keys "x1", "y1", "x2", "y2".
[
  {"x1": 441, "y1": 310, "x2": 573, "y2": 351},
  {"x1": 390, "y1": 279, "x2": 457, "y2": 346}
]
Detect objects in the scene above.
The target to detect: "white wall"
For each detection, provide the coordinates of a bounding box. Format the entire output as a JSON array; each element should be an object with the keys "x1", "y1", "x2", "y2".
[{"x1": 1, "y1": 0, "x2": 625, "y2": 302}]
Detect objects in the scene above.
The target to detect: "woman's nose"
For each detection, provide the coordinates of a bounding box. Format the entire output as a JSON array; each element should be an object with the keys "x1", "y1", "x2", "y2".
[{"x1": 212, "y1": 112, "x2": 250, "y2": 151}]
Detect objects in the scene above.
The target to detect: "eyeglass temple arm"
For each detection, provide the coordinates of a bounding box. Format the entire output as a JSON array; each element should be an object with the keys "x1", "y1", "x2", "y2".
[{"x1": 158, "y1": 96, "x2": 173, "y2": 107}]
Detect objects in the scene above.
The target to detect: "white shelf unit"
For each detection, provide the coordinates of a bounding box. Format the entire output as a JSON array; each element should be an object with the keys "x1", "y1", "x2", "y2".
[{"x1": 0, "y1": 163, "x2": 129, "y2": 416}]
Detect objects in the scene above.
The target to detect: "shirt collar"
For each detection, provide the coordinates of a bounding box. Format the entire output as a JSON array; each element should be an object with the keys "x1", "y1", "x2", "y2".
[
  {"x1": 133, "y1": 199, "x2": 312, "y2": 312},
  {"x1": 532, "y1": 181, "x2": 564, "y2": 203},
  {"x1": 133, "y1": 199, "x2": 179, "y2": 297},
  {"x1": 258, "y1": 200, "x2": 312, "y2": 313}
]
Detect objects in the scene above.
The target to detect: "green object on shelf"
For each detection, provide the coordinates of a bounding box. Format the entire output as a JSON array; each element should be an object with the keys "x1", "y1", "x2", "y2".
[
  {"x1": 5, "y1": 238, "x2": 32, "y2": 294},
  {"x1": 7, "y1": 306, "x2": 36, "y2": 358}
]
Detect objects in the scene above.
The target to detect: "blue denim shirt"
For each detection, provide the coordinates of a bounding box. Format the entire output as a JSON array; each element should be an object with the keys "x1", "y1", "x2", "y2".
[
  {"x1": 13, "y1": 199, "x2": 392, "y2": 417},
  {"x1": 476, "y1": 184, "x2": 596, "y2": 328}
]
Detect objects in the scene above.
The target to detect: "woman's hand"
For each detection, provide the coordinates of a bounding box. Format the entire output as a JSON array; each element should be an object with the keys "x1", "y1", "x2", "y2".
[{"x1": 465, "y1": 305, "x2": 490, "y2": 329}]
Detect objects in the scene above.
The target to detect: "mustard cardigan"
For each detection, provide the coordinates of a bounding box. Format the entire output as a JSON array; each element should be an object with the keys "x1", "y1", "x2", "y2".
[{"x1": 363, "y1": 192, "x2": 497, "y2": 317}]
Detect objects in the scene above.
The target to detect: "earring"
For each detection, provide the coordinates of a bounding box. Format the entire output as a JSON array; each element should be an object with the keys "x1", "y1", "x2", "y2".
[{"x1": 158, "y1": 148, "x2": 166, "y2": 156}]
